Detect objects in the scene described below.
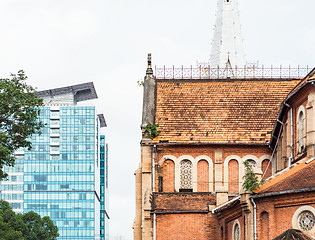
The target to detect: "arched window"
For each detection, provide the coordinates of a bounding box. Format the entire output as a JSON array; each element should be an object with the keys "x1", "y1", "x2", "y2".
[
  {"x1": 298, "y1": 211, "x2": 315, "y2": 231},
  {"x1": 233, "y1": 220, "x2": 241, "y2": 240},
  {"x1": 228, "y1": 160, "x2": 239, "y2": 193},
  {"x1": 162, "y1": 160, "x2": 175, "y2": 192},
  {"x1": 260, "y1": 211, "x2": 270, "y2": 239},
  {"x1": 261, "y1": 159, "x2": 272, "y2": 180},
  {"x1": 179, "y1": 160, "x2": 193, "y2": 192},
  {"x1": 297, "y1": 106, "x2": 306, "y2": 153},
  {"x1": 247, "y1": 159, "x2": 257, "y2": 168},
  {"x1": 197, "y1": 160, "x2": 209, "y2": 192}
]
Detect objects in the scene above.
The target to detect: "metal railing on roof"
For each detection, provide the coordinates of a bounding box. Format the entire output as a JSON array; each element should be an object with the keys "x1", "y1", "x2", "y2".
[{"x1": 154, "y1": 65, "x2": 311, "y2": 79}]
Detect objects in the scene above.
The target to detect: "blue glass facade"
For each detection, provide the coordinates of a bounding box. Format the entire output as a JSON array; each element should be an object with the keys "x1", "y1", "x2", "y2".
[
  {"x1": 100, "y1": 136, "x2": 109, "y2": 240},
  {"x1": 1, "y1": 106, "x2": 104, "y2": 240}
]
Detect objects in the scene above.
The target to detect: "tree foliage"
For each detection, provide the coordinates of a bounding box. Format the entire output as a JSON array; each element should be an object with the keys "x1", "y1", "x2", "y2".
[
  {"x1": 242, "y1": 160, "x2": 263, "y2": 193},
  {"x1": 0, "y1": 200, "x2": 59, "y2": 240},
  {"x1": 142, "y1": 124, "x2": 161, "y2": 139},
  {"x1": 0, "y1": 71, "x2": 44, "y2": 179}
]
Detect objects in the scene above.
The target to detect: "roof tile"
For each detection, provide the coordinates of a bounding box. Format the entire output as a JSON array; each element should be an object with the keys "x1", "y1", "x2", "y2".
[{"x1": 153, "y1": 79, "x2": 300, "y2": 144}]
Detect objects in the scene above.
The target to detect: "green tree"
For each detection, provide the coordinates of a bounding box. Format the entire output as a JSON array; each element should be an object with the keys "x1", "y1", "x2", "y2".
[
  {"x1": 0, "y1": 70, "x2": 44, "y2": 179},
  {"x1": 242, "y1": 160, "x2": 265, "y2": 192},
  {"x1": 22, "y1": 211, "x2": 59, "y2": 240},
  {"x1": 0, "y1": 200, "x2": 59, "y2": 240}
]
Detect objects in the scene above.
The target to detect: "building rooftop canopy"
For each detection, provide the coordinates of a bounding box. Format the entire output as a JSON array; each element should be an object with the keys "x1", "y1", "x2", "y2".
[{"x1": 36, "y1": 82, "x2": 98, "y2": 102}]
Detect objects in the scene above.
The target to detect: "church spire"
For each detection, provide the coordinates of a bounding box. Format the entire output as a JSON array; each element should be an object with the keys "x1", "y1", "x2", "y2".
[{"x1": 210, "y1": 0, "x2": 246, "y2": 67}]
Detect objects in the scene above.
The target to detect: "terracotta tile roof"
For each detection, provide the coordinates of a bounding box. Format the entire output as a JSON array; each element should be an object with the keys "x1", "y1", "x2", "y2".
[
  {"x1": 153, "y1": 79, "x2": 300, "y2": 144},
  {"x1": 273, "y1": 229, "x2": 313, "y2": 240},
  {"x1": 254, "y1": 158, "x2": 315, "y2": 194}
]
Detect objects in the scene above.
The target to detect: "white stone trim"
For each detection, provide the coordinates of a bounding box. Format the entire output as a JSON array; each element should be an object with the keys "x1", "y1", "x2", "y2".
[
  {"x1": 158, "y1": 155, "x2": 177, "y2": 166},
  {"x1": 242, "y1": 155, "x2": 262, "y2": 174},
  {"x1": 297, "y1": 105, "x2": 306, "y2": 153},
  {"x1": 159, "y1": 154, "x2": 214, "y2": 192},
  {"x1": 224, "y1": 155, "x2": 243, "y2": 192},
  {"x1": 292, "y1": 205, "x2": 315, "y2": 237}
]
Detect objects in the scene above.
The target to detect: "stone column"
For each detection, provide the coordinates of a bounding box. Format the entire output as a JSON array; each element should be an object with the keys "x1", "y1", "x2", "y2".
[
  {"x1": 141, "y1": 53, "x2": 156, "y2": 129},
  {"x1": 133, "y1": 167, "x2": 143, "y2": 240},
  {"x1": 134, "y1": 54, "x2": 157, "y2": 240},
  {"x1": 240, "y1": 193, "x2": 254, "y2": 240},
  {"x1": 141, "y1": 139, "x2": 153, "y2": 240},
  {"x1": 214, "y1": 149, "x2": 228, "y2": 205}
]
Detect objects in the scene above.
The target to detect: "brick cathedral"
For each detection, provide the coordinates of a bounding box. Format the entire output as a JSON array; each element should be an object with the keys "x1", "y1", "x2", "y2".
[{"x1": 133, "y1": 0, "x2": 315, "y2": 239}]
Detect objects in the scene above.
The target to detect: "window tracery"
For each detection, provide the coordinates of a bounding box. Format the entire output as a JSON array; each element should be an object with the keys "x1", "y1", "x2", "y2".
[
  {"x1": 297, "y1": 106, "x2": 306, "y2": 154},
  {"x1": 180, "y1": 160, "x2": 192, "y2": 190},
  {"x1": 233, "y1": 222, "x2": 240, "y2": 240},
  {"x1": 298, "y1": 210, "x2": 315, "y2": 231}
]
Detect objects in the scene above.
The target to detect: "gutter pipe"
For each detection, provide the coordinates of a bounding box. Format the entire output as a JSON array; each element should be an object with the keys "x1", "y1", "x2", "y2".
[
  {"x1": 152, "y1": 144, "x2": 156, "y2": 240},
  {"x1": 211, "y1": 196, "x2": 240, "y2": 214},
  {"x1": 250, "y1": 197, "x2": 257, "y2": 240}
]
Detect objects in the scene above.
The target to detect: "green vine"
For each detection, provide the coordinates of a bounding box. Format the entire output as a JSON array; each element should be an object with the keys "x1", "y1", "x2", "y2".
[
  {"x1": 143, "y1": 124, "x2": 161, "y2": 139},
  {"x1": 137, "y1": 80, "x2": 144, "y2": 87},
  {"x1": 242, "y1": 160, "x2": 265, "y2": 193}
]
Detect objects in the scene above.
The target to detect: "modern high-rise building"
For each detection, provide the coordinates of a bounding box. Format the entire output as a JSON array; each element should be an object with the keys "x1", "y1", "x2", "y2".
[
  {"x1": 100, "y1": 135, "x2": 110, "y2": 240},
  {"x1": 0, "y1": 82, "x2": 108, "y2": 240}
]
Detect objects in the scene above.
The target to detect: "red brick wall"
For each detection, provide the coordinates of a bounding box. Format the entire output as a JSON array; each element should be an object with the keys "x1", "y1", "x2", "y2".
[
  {"x1": 228, "y1": 159, "x2": 239, "y2": 193},
  {"x1": 197, "y1": 160, "x2": 209, "y2": 192},
  {"x1": 260, "y1": 211, "x2": 270, "y2": 239},
  {"x1": 163, "y1": 160, "x2": 175, "y2": 192},
  {"x1": 153, "y1": 193, "x2": 215, "y2": 211},
  {"x1": 153, "y1": 193, "x2": 217, "y2": 240},
  {"x1": 156, "y1": 213, "x2": 217, "y2": 240},
  {"x1": 256, "y1": 192, "x2": 315, "y2": 239}
]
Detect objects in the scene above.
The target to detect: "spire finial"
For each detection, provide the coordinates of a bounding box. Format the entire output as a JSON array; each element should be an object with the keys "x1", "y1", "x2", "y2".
[{"x1": 146, "y1": 53, "x2": 153, "y2": 75}]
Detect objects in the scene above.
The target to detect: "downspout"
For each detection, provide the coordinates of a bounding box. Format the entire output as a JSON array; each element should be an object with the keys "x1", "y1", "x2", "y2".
[
  {"x1": 152, "y1": 144, "x2": 156, "y2": 240},
  {"x1": 250, "y1": 197, "x2": 257, "y2": 240}
]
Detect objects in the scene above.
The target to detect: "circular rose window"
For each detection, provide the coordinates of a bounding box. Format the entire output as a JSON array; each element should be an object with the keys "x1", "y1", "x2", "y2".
[{"x1": 298, "y1": 210, "x2": 315, "y2": 231}]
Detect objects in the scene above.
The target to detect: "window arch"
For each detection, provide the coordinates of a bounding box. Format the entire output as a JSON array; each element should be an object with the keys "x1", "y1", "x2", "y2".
[
  {"x1": 179, "y1": 160, "x2": 193, "y2": 192},
  {"x1": 197, "y1": 160, "x2": 209, "y2": 192},
  {"x1": 228, "y1": 159, "x2": 239, "y2": 193},
  {"x1": 162, "y1": 160, "x2": 175, "y2": 192},
  {"x1": 247, "y1": 159, "x2": 257, "y2": 168},
  {"x1": 232, "y1": 219, "x2": 241, "y2": 240},
  {"x1": 292, "y1": 205, "x2": 315, "y2": 235},
  {"x1": 261, "y1": 159, "x2": 272, "y2": 180},
  {"x1": 297, "y1": 106, "x2": 306, "y2": 154},
  {"x1": 260, "y1": 211, "x2": 270, "y2": 239}
]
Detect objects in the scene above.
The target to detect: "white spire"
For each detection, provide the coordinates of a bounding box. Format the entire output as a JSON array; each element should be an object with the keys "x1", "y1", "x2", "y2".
[{"x1": 210, "y1": 0, "x2": 246, "y2": 67}]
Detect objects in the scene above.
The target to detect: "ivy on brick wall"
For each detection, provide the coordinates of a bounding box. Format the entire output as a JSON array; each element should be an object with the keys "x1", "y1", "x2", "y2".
[{"x1": 142, "y1": 124, "x2": 161, "y2": 139}]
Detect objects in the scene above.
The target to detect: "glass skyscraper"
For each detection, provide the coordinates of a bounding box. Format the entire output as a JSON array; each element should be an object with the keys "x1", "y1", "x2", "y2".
[
  {"x1": 100, "y1": 135, "x2": 109, "y2": 240},
  {"x1": 0, "y1": 83, "x2": 108, "y2": 240}
]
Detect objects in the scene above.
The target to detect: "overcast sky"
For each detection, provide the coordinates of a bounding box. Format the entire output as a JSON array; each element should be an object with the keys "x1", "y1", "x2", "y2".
[{"x1": 0, "y1": 1, "x2": 314, "y2": 239}]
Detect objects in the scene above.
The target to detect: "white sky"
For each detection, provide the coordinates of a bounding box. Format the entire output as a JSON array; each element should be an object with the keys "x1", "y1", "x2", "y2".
[{"x1": 0, "y1": 1, "x2": 314, "y2": 239}]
